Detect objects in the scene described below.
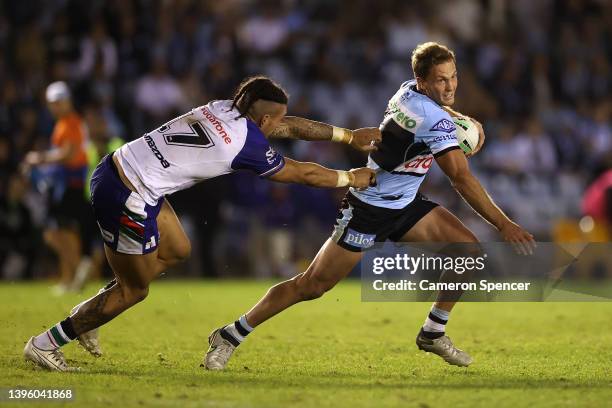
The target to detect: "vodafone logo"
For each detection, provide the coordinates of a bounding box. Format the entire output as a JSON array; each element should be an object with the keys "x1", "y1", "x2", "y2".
[
  {"x1": 201, "y1": 108, "x2": 232, "y2": 144},
  {"x1": 392, "y1": 154, "x2": 433, "y2": 174}
]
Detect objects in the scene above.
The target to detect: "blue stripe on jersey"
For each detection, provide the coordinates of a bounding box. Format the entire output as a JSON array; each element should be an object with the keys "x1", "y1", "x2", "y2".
[{"x1": 231, "y1": 119, "x2": 285, "y2": 177}]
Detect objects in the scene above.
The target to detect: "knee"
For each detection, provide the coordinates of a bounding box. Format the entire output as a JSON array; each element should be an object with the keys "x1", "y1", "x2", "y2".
[
  {"x1": 176, "y1": 239, "x2": 192, "y2": 263},
  {"x1": 166, "y1": 238, "x2": 191, "y2": 265},
  {"x1": 295, "y1": 274, "x2": 334, "y2": 301},
  {"x1": 122, "y1": 284, "x2": 149, "y2": 305}
]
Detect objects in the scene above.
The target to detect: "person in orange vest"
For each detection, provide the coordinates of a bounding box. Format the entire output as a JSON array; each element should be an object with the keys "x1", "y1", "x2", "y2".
[{"x1": 23, "y1": 81, "x2": 89, "y2": 294}]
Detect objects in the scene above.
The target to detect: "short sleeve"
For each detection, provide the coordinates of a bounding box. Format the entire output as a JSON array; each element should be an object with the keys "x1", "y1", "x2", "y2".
[
  {"x1": 52, "y1": 119, "x2": 80, "y2": 148},
  {"x1": 417, "y1": 112, "x2": 460, "y2": 157},
  {"x1": 231, "y1": 120, "x2": 285, "y2": 177}
]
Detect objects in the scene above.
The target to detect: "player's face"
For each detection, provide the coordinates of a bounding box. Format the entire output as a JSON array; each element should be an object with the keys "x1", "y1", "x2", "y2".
[
  {"x1": 259, "y1": 103, "x2": 287, "y2": 137},
  {"x1": 419, "y1": 60, "x2": 457, "y2": 106}
]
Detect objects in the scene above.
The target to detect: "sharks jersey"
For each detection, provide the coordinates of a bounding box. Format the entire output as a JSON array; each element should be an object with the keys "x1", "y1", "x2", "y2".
[
  {"x1": 350, "y1": 80, "x2": 460, "y2": 209},
  {"x1": 115, "y1": 100, "x2": 285, "y2": 206}
]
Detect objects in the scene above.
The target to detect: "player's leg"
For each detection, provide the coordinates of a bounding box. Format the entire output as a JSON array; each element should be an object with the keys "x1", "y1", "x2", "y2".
[
  {"x1": 204, "y1": 192, "x2": 387, "y2": 370},
  {"x1": 396, "y1": 204, "x2": 478, "y2": 367},
  {"x1": 155, "y1": 198, "x2": 191, "y2": 272},
  {"x1": 23, "y1": 248, "x2": 160, "y2": 371},
  {"x1": 24, "y1": 156, "x2": 190, "y2": 370},
  {"x1": 248, "y1": 238, "x2": 361, "y2": 326},
  {"x1": 205, "y1": 238, "x2": 362, "y2": 370},
  {"x1": 43, "y1": 228, "x2": 80, "y2": 293},
  {"x1": 70, "y1": 197, "x2": 190, "y2": 357}
]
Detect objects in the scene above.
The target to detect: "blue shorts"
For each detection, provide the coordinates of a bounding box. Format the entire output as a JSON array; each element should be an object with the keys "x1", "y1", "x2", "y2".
[{"x1": 90, "y1": 154, "x2": 163, "y2": 255}]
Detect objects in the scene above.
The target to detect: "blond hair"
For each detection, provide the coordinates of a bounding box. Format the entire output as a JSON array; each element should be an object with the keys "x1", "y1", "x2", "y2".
[{"x1": 411, "y1": 42, "x2": 456, "y2": 79}]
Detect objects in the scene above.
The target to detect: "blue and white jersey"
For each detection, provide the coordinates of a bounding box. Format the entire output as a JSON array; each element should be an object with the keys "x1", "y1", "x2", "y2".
[
  {"x1": 116, "y1": 100, "x2": 285, "y2": 205},
  {"x1": 351, "y1": 80, "x2": 460, "y2": 209}
]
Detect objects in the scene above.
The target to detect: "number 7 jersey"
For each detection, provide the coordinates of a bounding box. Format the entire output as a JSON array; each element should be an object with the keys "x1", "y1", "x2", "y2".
[{"x1": 115, "y1": 100, "x2": 285, "y2": 206}]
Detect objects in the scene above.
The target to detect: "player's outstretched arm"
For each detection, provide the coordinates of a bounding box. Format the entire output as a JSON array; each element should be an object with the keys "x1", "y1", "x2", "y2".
[
  {"x1": 435, "y1": 149, "x2": 535, "y2": 254},
  {"x1": 269, "y1": 116, "x2": 382, "y2": 152},
  {"x1": 269, "y1": 157, "x2": 376, "y2": 189}
]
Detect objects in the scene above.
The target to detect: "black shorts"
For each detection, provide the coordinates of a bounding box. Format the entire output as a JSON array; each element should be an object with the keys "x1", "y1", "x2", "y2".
[
  {"x1": 331, "y1": 191, "x2": 438, "y2": 252},
  {"x1": 49, "y1": 186, "x2": 90, "y2": 230}
]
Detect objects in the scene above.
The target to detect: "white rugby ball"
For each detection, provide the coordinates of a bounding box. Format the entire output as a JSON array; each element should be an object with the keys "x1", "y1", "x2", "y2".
[{"x1": 452, "y1": 116, "x2": 479, "y2": 154}]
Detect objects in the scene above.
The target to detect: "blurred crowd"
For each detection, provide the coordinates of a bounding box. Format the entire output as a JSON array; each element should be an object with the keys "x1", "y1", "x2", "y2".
[{"x1": 1, "y1": 0, "x2": 611, "y2": 282}]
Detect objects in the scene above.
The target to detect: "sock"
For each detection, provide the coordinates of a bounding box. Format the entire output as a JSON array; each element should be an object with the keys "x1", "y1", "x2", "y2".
[
  {"x1": 421, "y1": 306, "x2": 449, "y2": 339},
  {"x1": 33, "y1": 317, "x2": 77, "y2": 350},
  {"x1": 221, "y1": 315, "x2": 254, "y2": 346}
]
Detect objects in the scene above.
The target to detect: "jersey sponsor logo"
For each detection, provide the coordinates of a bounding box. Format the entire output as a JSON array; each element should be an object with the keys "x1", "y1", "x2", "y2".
[
  {"x1": 144, "y1": 135, "x2": 170, "y2": 168},
  {"x1": 265, "y1": 147, "x2": 277, "y2": 165},
  {"x1": 388, "y1": 101, "x2": 417, "y2": 129},
  {"x1": 344, "y1": 228, "x2": 376, "y2": 248},
  {"x1": 392, "y1": 153, "x2": 433, "y2": 175},
  {"x1": 430, "y1": 119, "x2": 456, "y2": 133},
  {"x1": 201, "y1": 107, "x2": 232, "y2": 144},
  {"x1": 432, "y1": 133, "x2": 456, "y2": 143}
]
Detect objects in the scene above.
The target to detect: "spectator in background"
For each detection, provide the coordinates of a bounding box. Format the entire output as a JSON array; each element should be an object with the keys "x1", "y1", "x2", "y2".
[
  {"x1": 21, "y1": 82, "x2": 89, "y2": 294},
  {"x1": 134, "y1": 57, "x2": 186, "y2": 128},
  {"x1": 511, "y1": 117, "x2": 557, "y2": 174},
  {"x1": 0, "y1": 173, "x2": 37, "y2": 280},
  {"x1": 73, "y1": 19, "x2": 117, "y2": 81},
  {"x1": 583, "y1": 168, "x2": 612, "y2": 237},
  {"x1": 238, "y1": 1, "x2": 290, "y2": 56},
  {"x1": 68, "y1": 106, "x2": 125, "y2": 290},
  {"x1": 0, "y1": 0, "x2": 611, "y2": 278}
]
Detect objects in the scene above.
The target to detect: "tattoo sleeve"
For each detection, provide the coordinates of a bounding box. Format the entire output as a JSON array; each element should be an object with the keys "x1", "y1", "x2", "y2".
[{"x1": 269, "y1": 116, "x2": 333, "y2": 141}]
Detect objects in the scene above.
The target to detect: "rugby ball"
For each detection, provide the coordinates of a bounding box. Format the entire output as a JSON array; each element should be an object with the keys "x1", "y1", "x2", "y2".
[{"x1": 452, "y1": 116, "x2": 479, "y2": 154}]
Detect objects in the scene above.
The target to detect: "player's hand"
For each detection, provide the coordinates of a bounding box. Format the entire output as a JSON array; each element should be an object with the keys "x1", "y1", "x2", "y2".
[
  {"x1": 499, "y1": 221, "x2": 536, "y2": 255},
  {"x1": 350, "y1": 128, "x2": 382, "y2": 152},
  {"x1": 24, "y1": 151, "x2": 43, "y2": 166},
  {"x1": 349, "y1": 168, "x2": 377, "y2": 190},
  {"x1": 465, "y1": 118, "x2": 485, "y2": 157}
]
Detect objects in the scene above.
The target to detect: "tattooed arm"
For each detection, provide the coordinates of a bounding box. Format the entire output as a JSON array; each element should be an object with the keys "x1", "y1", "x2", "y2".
[{"x1": 270, "y1": 116, "x2": 382, "y2": 152}]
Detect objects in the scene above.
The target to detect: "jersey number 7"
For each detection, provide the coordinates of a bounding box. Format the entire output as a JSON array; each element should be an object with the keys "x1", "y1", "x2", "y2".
[{"x1": 160, "y1": 121, "x2": 215, "y2": 149}]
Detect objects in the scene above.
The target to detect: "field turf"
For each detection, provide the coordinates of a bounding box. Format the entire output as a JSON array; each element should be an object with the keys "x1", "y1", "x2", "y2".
[{"x1": 1, "y1": 280, "x2": 611, "y2": 407}]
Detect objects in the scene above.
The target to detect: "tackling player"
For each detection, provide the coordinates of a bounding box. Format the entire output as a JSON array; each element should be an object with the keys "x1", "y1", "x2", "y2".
[
  {"x1": 23, "y1": 76, "x2": 380, "y2": 371},
  {"x1": 206, "y1": 42, "x2": 535, "y2": 369}
]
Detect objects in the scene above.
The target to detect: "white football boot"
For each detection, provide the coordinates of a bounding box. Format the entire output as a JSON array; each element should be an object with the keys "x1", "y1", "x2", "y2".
[
  {"x1": 203, "y1": 328, "x2": 238, "y2": 370},
  {"x1": 416, "y1": 329, "x2": 473, "y2": 367},
  {"x1": 23, "y1": 337, "x2": 79, "y2": 372}
]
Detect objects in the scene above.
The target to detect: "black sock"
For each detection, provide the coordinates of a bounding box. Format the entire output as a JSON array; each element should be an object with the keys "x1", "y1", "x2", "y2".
[{"x1": 60, "y1": 317, "x2": 78, "y2": 340}]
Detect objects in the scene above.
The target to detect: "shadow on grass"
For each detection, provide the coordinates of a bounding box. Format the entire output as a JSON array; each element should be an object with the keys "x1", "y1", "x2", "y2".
[{"x1": 68, "y1": 364, "x2": 612, "y2": 391}]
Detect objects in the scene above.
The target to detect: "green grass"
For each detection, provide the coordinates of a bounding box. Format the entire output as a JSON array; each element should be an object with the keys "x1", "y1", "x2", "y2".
[{"x1": 1, "y1": 280, "x2": 611, "y2": 408}]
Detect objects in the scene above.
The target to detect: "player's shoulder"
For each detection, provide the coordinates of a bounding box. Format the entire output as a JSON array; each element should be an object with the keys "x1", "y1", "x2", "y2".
[
  {"x1": 390, "y1": 81, "x2": 452, "y2": 133},
  {"x1": 419, "y1": 105, "x2": 455, "y2": 136},
  {"x1": 399, "y1": 84, "x2": 454, "y2": 135}
]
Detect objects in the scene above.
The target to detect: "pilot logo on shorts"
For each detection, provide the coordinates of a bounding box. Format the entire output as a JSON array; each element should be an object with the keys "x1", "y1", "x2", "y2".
[{"x1": 344, "y1": 228, "x2": 376, "y2": 248}]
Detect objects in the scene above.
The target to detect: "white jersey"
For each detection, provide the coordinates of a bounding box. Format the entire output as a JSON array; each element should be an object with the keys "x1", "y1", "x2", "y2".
[{"x1": 116, "y1": 100, "x2": 285, "y2": 205}]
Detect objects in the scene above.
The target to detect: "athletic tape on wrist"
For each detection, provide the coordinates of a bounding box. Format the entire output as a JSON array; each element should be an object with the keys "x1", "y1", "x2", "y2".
[
  {"x1": 336, "y1": 170, "x2": 351, "y2": 187},
  {"x1": 332, "y1": 127, "x2": 353, "y2": 144}
]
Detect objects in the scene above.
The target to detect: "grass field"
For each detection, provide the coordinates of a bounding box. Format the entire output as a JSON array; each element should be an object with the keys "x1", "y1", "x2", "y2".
[{"x1": 1, "y1": 280, "x2": 611, "y2": 408}]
